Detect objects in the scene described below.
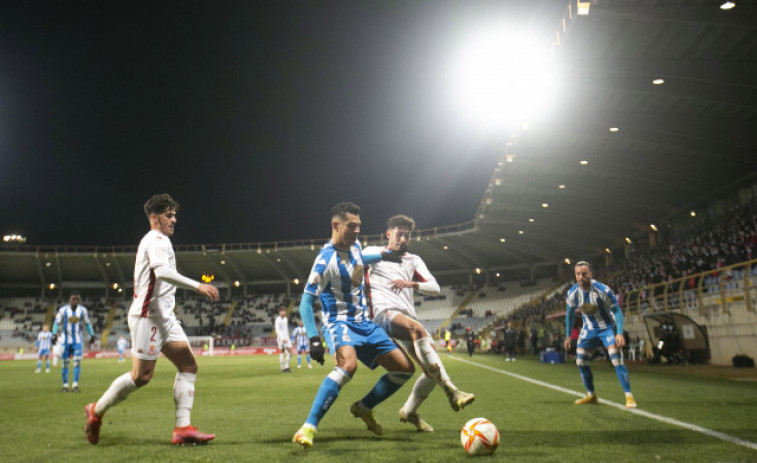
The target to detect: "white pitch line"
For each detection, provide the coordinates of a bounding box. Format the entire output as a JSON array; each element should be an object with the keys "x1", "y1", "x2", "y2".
[{"x1": 451, "y1": 356, "x2": 757, "y2": 451}]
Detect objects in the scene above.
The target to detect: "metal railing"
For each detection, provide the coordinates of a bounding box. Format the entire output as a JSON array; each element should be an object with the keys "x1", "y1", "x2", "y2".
[{"x1": 623, "y1": 258, "x2": 757, "y2": 317}]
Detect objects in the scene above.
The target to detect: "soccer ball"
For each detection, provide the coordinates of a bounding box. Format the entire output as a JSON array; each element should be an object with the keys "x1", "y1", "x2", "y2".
[{"x1": 460, "y1": 417, "x2": 499, "y2": 456}]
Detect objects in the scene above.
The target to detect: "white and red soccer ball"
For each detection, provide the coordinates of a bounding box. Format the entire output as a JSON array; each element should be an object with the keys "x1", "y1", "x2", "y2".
[{"x1": 460, "y1": 417, "x2": 499, "y2": 456}]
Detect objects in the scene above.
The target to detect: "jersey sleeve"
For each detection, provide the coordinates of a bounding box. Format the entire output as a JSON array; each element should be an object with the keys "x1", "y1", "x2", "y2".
[
  {"x1": 565, "y1": 285, "x2": 578, "y2": 309},
  {"x1": 304, "y1": 250, "x2": 330, "y2": 296},
  {"x1": 52, "y1": 308, "x2": 63, "y2": 334},
  {"x1": 412, "y1": 255, "x2": 440, "y2": 296},
  {"x1": 146, "y1": 234, "x2": 172, "y2": 270}
]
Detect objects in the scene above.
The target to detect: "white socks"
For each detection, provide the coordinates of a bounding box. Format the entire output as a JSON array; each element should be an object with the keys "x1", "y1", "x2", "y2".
[
  {"x1": 413, "y1": 337, "x2": 455, "y2": 392},
  {"x1": 95, "y1": 372, "x2": 137, "y2": 416},
  {"x1": 93, "y1": 371, "x2": 197, "y2": 427},
  {"x1": 401, "y1": 373, "x2": 437, "y2": 414},
  {"x1": 280, "y1": 353, "x2": 291, "y2": 370},
  {"x1": 174, "y1": 372, "x2": 196, "y2": 428}
]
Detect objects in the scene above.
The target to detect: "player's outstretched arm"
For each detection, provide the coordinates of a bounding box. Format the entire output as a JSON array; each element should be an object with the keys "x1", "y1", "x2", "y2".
[{"x1": 363, "y1": 249, "x2": 404, "y2": 264}]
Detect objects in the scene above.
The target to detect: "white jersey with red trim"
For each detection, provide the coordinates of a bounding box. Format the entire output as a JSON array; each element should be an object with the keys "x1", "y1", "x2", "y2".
[
  {"x1": 363, "y1": 245, "x2": 440, "y2": 319},
  {"x1": 128, "y1": 230, "x2": 178, "y2": 319}
]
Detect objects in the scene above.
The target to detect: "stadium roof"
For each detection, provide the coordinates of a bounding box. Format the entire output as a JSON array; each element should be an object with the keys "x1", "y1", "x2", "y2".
[{"x1": 1, "y1": 0, "x2": 756, "y2": 297}]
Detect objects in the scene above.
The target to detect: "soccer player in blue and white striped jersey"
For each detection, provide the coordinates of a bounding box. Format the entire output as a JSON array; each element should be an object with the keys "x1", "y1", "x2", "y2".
[
  {"x1": 292, "y1": 202, "x2": 414, "y2": 448},
  {"x1": 35, "y1": 324, "x2": 53, "y2": 373},
  {"x1": 52, "y1": 291, "x2": 95, "y2": 392},
  {"x1": 563, "y1": 261, "x2": 637, "y2": 408},
  {"x1": 292, "y1": 320, "x2": 311, "y2": 369}
]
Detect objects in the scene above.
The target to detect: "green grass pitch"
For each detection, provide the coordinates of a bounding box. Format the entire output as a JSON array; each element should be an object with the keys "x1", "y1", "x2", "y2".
[{"x1": 2, "y1": 353, "x2": 756, "y2": 462}]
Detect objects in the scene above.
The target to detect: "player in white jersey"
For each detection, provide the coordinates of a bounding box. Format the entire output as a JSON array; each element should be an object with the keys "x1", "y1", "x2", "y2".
[
  {"x1": 274, "y1": 307, "x2": 293, "y2": 373},
  {"x1": 292, "y1": 320, "x2": 312, "y2": 369},
  {"x1": 563, "y1": 261, "x2": 637, "y2": 409},
  {"x1": 35, "y1": 324, "x2": 53, "y2": 373},
  {"x1": 364, "y1": 215, "x2": 474, "y2": 432},
  {"x1": 85, "y1": 194, "x2": 220, "y2": 446},
  {"x1": 116, "y1": 335, "x2": 129, "y2": 364},
  {"x1": 51, "y1": 332, "x2": 63, "y2": 367},
  {"x1": 292, "y1": 202, "x2": 413, "y2": 448},
  {"x1": 52, "y1": 292, "x2": 95, "y2": 392}
]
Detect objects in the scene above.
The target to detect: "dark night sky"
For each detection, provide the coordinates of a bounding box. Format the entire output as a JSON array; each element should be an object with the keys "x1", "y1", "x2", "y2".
[{"x1": 0, "y1": 1, "x2": 562, "y2": 246}]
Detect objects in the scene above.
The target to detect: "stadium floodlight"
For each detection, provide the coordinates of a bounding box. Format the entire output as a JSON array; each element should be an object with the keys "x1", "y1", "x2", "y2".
[{"x1": 447, "y1": 23, "x2": 555, "y2": 133}]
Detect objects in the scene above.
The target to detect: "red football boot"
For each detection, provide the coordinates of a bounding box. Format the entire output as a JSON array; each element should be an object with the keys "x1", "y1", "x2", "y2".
[
  {"x1": 84, "y1": 403, "x2": 102, "y2": 445},
  {"x1": 172, "y1": 425, "x2": 216, "y2": 445}
]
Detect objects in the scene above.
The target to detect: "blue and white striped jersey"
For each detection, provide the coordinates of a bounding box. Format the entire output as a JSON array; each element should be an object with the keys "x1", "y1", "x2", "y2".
[
  {"x1": 566, "y1": 280, "x2": 620, "y2": 331},
  {"x1": 116, "y1": 338, "x2": 129, "y2": 353},
  {"x1": 304, "y1": 241, "x2": 369, "y2": 329},
  {"x1": 292, "y1": 326, "x2": 308, "y2": 346},
  {"x1": 53, "y1": 304, "x2": 92, "y2": 344},
  {"x1": 37, "y1": 330, "x2": 53, "y2": 351}
]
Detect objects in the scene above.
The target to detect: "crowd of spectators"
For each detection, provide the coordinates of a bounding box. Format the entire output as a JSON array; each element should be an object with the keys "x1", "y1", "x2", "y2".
[
  {"x1": 492, "y1": 198, "x2": 757, "y2": 350},
  {"x1": 601, "y1": 199, "x2": 757, "y2": 297}
]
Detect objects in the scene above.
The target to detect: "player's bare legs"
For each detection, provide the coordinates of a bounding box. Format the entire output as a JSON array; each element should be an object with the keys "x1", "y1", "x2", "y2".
[
  {"x1": 162, "y1": 341, "x2": 215, "y2": 445},
  {"x1": 389, "y1": 313, "x2": 474, "y2": 421}
]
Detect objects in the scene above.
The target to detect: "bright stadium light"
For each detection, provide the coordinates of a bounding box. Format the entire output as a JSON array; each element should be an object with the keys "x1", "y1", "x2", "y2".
[{"x1": 447, "y1": 23, "x2": 555, "y2": 132}]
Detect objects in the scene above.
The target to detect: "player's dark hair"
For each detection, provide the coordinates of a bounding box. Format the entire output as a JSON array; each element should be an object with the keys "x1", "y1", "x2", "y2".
[
  {"x1": 144, "y1": 194, "x2": 180, "y2": 219},
  {"x1": 387, "y1": 214, "x2": 415, "y2": 232},
  {"x1": 331, "y1": 202, "x2": 360, "y2": 221},
  {"x1": 575, "y1": 260, "x2": 592, "y2": 271},
  {"x1": 69, "y1": 290, "x2": 80, "y2": 298}
]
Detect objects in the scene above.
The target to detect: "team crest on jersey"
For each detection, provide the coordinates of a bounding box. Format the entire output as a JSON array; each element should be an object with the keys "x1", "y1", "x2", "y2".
[
  {"x1": 148, "y1": 345, "x2": 156, "y2": 356},
  {"x1": 350, "y1": 264, "x2": 363, "y2": 287},
  {"x1": 68, "y1": 315, "x2": 80, "y2": 323},
  {"x1": 308, "y1": 272, "x2": 320, "y2": 286},
  {"x1": 580, "y1": 303, "x2": 599, "y2": 315}
]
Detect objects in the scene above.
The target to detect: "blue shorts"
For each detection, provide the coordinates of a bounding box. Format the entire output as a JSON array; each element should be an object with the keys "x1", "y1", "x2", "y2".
[
  {"x1": 38, "y1": 348, "x2": 50, "y2": 356},
  {"x1": 324, "y1": 320, "x2": 398, "y2": 370},
  {"x1": 117, "y1": 349, "x2": 124, "y2": 355},
  {"x1": 297, "y1": 344, "x2": 308, "y2": 354},
  {"x1": 61, "y1": 343, "x2": 83, "y2": 360},
  {"x1": 577, "y1": 327, "x2": 617, "y2": 350}
]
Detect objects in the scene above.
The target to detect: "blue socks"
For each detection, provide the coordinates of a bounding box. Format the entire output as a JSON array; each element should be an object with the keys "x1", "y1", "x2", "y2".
[
  {"x1": 360, "y1": 372, "x2": 412, "y2": 409},
  {"x1": 305, "y1": 368, "x2": 351, "y2": 427},
  {"x1": 578, "y1": 365, "x2": 594, "y2": 394}
]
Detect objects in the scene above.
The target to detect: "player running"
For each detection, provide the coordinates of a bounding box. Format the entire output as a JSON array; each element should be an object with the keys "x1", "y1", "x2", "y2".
[
  {"x1": 292, "y1": 202, "x2": 413, "y2": 448},
  {"x1": 85, "y1": 194, "x2": 220, "y2": 445},
  {"x1": 52, "y1": 292, "x2": 95, "y2": 392},
  {"x1": 563, "y1": 261, "x2": 637, "y2": 409},
  {"x1": 292, "y1": 320, "x2": 312, "y2": 369},
  {"x1": 364, "y1": 215, "x2": 474, "y2": 432},
  {"x1": 35, "y1": 324, "x2": 53, "y2": 373},
  {"x1": 274, "y1": 307, "x2": 293, "y2": 373}
]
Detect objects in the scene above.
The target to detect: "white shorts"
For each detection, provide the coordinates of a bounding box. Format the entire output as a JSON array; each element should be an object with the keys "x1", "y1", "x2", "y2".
[
  {"x1": 372, "y1": 309, "x2": 416, "y2": 355},
  {"x1": 128, "y1": 314, "x2": 188, "y2": 360},
  {"x1": 277, "y1": 337, "x2": 292, "y2": 351}
]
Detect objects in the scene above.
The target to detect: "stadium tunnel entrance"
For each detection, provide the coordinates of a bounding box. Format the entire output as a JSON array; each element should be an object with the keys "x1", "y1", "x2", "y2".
[{"x1": 644, "y1": 312, "x2": 710, "y2": 365}]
